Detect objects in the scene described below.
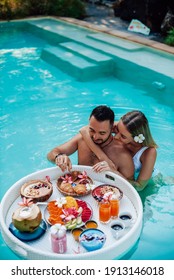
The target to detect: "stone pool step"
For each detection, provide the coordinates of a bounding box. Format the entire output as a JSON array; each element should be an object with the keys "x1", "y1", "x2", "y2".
[
  {"x1": 87, "y1": 33, "x2": 143, "y2": 52},
  {"x1": 28, "y1": 19, "x2": 137, "y2": 54},
  {"x1": 71, "y1": 35, "x2": 140, "y2": 60},
  {"x1": 27, "y1": 19, "x2": 141, "y2": 66},
  {"x1": 59, "y1": 41, "x2": 114, "y2": 71},
  {"x1": 41, "y1": 46, "x2": 109, "y2": 81}
]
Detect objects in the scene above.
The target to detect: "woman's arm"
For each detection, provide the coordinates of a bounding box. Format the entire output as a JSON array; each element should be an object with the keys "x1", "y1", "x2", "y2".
[
  {"x1": 80, "y1": 126, "x2": 156, "y2": 190},
  {"x1": 128, "y1": 179, "x2": 150, "y2": 191},
  {"x1": 129, "y1": 148, "x2": 157, "y2": 191},
  {"x1": 80, "y1": 126, "x2": 134, "y2": 179},
  {"x1": 80, "y1": 126, "x2": 116, "y2": 170}
]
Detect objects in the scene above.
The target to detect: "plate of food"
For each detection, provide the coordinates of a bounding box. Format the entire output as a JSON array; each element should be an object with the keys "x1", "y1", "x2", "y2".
[
  {"x1": 92, "y1": 184, "x2": 123, "y2": 202},
  {"x1": 57, "y1": 171, "x2": 94, "y2": 196},
  {"x1": 20, "y1": 176, "x2": 53, "y2": 202},
  {"x1": 44, "y1": 196, "x2": 93, "y2": 230}
]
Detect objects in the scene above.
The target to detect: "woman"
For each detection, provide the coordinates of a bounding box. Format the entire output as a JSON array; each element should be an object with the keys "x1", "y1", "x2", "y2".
[{"x1": 80, "y1": 110, "x2": 158, "y2": 191}]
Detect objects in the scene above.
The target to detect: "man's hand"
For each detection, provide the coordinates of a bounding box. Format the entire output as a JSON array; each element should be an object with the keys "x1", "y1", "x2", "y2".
[{"x1": 55, "y1": 154, "x2": 72, "y2": 172}]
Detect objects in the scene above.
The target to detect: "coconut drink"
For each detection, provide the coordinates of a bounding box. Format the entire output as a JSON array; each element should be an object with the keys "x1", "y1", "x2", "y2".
[{"x1": 12, "y1": 198, "x2": 42, "y2": 232}]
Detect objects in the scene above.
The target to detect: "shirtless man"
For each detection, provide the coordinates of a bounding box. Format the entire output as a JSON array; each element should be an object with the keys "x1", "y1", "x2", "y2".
[{"x1": 47, "y1": 105, "x2": 134, "y2": 179}]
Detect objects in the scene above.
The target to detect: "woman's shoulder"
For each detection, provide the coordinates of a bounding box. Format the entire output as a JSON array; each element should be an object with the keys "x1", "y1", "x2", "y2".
[{"x1": 142, "y1": 147, "x2": 157, "y2": 160}]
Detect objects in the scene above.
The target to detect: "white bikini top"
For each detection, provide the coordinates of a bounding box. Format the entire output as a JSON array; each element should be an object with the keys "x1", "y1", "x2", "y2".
[{"x1": 133, "y1": 146, "x2": 148, "y2": 172}]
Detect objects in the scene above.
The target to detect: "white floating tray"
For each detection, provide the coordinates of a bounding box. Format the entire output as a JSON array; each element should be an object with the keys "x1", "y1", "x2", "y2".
[{"x1": 0, "y1": 165, "x2": 143, "y2": 260}]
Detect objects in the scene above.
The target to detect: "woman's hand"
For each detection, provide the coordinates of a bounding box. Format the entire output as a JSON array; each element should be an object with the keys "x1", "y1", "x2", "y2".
[
  {"x1": 112, "y1": 122, "x2": 119, "y2": 135},
  {"x1": 93, "y1": 161, "x2": 126, "y2": 178},
  {"x1": 92, "y1": 161, "x2": 111, "y2": 173}
]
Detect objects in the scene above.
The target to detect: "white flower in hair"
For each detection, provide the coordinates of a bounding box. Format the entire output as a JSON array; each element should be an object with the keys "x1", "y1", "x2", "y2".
[{"x1": 134, "y1": 134, "x2": 145, "y2": 143}]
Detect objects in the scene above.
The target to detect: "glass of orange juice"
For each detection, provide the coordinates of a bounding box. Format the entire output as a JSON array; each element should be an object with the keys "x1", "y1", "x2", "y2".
[
  {"x1": 99, "y1": 201, "x2": 111, "y2": 223},
  {"x1": 110, "y1": 199, "x2": 119, "y2": 219}
]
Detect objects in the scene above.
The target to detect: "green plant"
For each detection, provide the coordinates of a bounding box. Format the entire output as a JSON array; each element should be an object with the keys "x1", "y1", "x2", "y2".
[
  {"x1": 0, "y1": 0, "x2": 13, "y2": 19},
  {"x1": 164, "y1": 28, "x2": 174, "y2": 46},
  {"x1": 48, "y1": 0, "x2": 86, "y2": 19},
  {"x1": 0, "y1": 0, "x2": 86, "y2": 20}
]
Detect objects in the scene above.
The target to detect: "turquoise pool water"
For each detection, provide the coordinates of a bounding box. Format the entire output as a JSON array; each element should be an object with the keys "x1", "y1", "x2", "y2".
[{"x1": 0, "y1": 19, "x2": 174, "y2": 260}]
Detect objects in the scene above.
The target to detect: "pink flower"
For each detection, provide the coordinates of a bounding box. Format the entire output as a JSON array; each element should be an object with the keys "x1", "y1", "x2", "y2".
[
  {"x1": 60, "y1": 207, "x2": 81, "y2": 222},
  {"x1": 103, "y1": 191, "x2": 113, "y2": 202},
  {"x1": 78, "y1": 171, "x2": 90, "y2": 184},
  {"x1": 18, "y1": 197, "x2": 33, "y2": 207},
  {"x1": 60, "y1": 174, "x2": 73, "y2": 184},
  {"x1": 45, "y1": 175, "x2": 51, "y2": 182}
]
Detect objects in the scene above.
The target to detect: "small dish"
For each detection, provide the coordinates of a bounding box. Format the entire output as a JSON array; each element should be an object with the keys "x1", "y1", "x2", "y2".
[
  {"x1": 79, "y1": 229, "x2": 106, "y2": 251},
  {"x1": 119, "y1": 212, "x2": 134, "y2": 228},
  {"x1": 85, "y1": 220, "x2": 98, "y2": 229},
  {"x1": 110, "y1": 220, "x2": 125, "y2": 240},
  {"x1": 71, "y1": 227, "x2": 84, "y2": 242}
]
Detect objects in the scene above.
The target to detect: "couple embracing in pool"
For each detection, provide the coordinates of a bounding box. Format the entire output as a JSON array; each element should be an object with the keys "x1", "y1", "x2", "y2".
[{"x1": 47, "y1": 105, "x2": 158, "y2": 191}]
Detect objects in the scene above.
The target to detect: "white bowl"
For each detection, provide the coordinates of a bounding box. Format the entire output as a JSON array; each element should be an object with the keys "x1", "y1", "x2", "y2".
[
  {"x1": 110, "y1": 220, "x2": 125, "y2": 240},
  {"x1": 119, "y1": 212, "x2": 134, "y2": 228}
]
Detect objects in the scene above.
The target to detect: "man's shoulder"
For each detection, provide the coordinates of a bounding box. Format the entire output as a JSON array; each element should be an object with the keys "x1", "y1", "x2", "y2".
[
  {"x1": 66, "y1": 133, "x2": 83, "y2": 146},
  {"x1": 71, "y1": 133, "x2": 82, "y2": 141}
]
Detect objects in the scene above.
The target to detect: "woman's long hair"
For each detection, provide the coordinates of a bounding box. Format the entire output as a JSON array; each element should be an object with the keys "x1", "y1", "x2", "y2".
[{"x1": 121, "y1": 111, "x2": 158, "y2": 148}]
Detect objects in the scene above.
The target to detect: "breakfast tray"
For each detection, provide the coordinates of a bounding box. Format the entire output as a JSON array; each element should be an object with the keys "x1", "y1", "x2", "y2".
[{"x1": 0, "y1": 165, "x2": 143, "y2": 260}]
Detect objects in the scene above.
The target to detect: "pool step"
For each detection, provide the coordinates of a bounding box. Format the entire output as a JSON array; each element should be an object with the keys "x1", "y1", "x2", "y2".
[
  {"x1": 59, "y1": 41, "x2": 114, "y2": 74},
  {"x1": 41, "y1": 46, "x2": 109, "y2": 81},
  {"x1": 87, "y1": 33, "x2": 143, "y2": 52},
  {"x1": 28, "y1": 19, "x2": 138, "y2": 59},
  {"x1": 70, "y1": 35, "x2": 140, "y2": 60}
]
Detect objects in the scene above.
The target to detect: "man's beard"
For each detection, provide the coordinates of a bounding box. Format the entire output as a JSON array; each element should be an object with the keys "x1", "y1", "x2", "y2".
[{"x1": 92, "y1": 132, "x2": 112, "y2": 146}]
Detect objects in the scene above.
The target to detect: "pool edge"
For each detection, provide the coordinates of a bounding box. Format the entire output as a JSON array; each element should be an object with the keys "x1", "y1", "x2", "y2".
[{"x1": 0, "y1": 15, "x2": 174, "y2": 55}]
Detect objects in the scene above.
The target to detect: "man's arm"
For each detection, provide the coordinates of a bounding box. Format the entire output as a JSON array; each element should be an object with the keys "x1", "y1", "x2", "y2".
[
  {"x1": 80, "y1": 126, "x2": 116, "y2": 170},
  {"x1": 47, "y1": 134, "x2": 81, "y2": 171}
]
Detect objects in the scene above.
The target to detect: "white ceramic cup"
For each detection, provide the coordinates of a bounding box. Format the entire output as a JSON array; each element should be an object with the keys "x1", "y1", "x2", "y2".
[
  {"x1": 110, "y1": 220, "x2": 125, "y2": 240},
  {"x1": 118, "y1": 212, "x2": 134, "y2": 228}
]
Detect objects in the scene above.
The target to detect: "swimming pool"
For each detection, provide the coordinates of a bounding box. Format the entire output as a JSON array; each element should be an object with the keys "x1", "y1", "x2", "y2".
[{"x1": 0, "y1": 18, "x2": 174, "y2": 260}]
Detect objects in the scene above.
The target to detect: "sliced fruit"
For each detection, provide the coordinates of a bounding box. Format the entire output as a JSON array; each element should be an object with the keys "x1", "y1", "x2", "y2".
[
  {"x1": 76, "y1": 216, "x2": 82, "y2": 225},
  {"x1": 76, "y1": 200, "x2": 92, "y2": 222},
  {"x1": 63, "y1": 196, "x2": 78, "y2": 209}
]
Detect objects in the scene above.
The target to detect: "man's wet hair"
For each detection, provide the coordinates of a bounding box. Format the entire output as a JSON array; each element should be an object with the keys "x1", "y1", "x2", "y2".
[{"x1": 90, "y1": 105, "x2": 115, "y2": 125}]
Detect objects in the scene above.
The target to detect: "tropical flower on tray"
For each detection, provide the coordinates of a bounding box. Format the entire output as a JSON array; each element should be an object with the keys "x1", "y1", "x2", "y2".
[
  {"x1": 86, "y1": 183, "x2": 95, "y2": 192},
  {"x1": 60, "y1": 207, "x2": 83, "y2": 230},
  {"x1": 78, "y1": 171, "x2": 90, "y2": 184},
  {"x1": 103, "y1": 191, "x2": 113, "y2": 202},
  {"x1": 60, "y1": 174, "x2": 73, "y2": 183},
  {"x1": 18, "y1": 197, "x2": 33, "y2": 207},
  {"x1": 55, "y1": 197, "x2": 67, "y2": 208}
]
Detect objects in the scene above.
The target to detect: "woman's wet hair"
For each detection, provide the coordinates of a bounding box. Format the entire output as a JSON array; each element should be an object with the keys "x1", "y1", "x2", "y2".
[{"x1": 121, "y1": 110, "x2": 158, "y2": 148}]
